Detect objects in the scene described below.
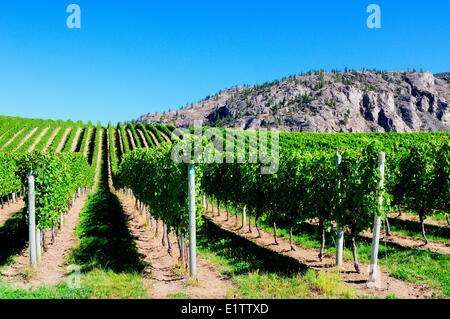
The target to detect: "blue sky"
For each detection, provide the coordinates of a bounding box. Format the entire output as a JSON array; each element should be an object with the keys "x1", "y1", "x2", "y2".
[{"x1": 0, "y1": 0, "x2": 449, "y2": 125}]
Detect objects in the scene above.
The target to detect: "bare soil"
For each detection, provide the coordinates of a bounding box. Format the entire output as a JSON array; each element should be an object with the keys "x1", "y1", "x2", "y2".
[
  {"x1": 206, "y1": 205, "x2": 437, "y2": 299},
  {"x1": 388, "y1": 212, "x2": 450, "y2": 228},
  {"x1": 147, "y1": 130, "x2": 160, "y2": 146},
  {"x1": 117, "y1": 193, "x2": 234, "y2": 299},
  {"x1": 55, "y1": 127, "x2": 72, "y2": 152},
  {"x1": 70, "y1": 127, "x2": 82, "y2": 152},
  {"x1": 360, "y1": 228, "x2": 450, "y2": 255},
  {"x1": 106, "y1": 130, "x2": 115, "y2": 189},
  {"x1": 158, "y1": 130, "x2": 171, "y2": 143},
  {"x1": 116, "y1": 129, "x2": 125, "y2": 156},
  {"x1": 127, "y1": 129, "x2": 137, "y2": 150},
  {"x1": 13, "y1": 127, "x2": 39, "y2": 151},
  {"x1": 82, "y1": 128, "x2": 92, "y2": 157},
  {"x1": 137, "y1": 129, "x2": 149, "y2": 148},
  {"x1": 0, "y1": 198, "x2": 25, "y2": 226},
  {"x1": 43, "y1": 127, "x2": 61, "y2": 153},
  {"x1": 92, "y1": 130, "x2": 103, "y2": 190},
  {"x1": 27, "y1": 126, "x2": 50, "y2": 152},
  {"x1": 307, "y1": 217, "x2": 449, "y2": 255}
]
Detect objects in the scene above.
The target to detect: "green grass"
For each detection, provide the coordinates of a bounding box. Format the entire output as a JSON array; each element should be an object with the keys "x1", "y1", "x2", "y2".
[
  {"x1": 166, "y1": 291, "x2": 193, "y2": 299},
  {"x1": 78, "y1": 268, "x2": 149, "y2": 299},
  {"x1": 66, "y1": 134, "x2": 149, "y2": 298},
  {"x1": 230, "y1": 270, "x2": 358, "y2": 299},
  {"x1": 432, "y1": 212, "x2": 449, "y2": 222},
  {"x1": 0, "y1": 280, "x2": 92, "y2": 299},
  {"x1": 0, "y1": 268, "x2": 149, "y2": 299},
  {"x1": 197, "y1": 218, "x2": 358, "y2": 299},
  {"x1": 68, "y1": 186, "x2": 145, "y2": 273}
]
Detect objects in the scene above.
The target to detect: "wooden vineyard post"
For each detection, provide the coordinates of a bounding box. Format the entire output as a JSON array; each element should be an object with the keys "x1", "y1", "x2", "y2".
[
  {"x1": 367, "y1": 152, "x2": 385, "y2": 287},
  {"x1": 188, "y1": 164, "x2": 197, "y2": 278},
  {"x1": 335, "y1": 148, "x2": 344, "y2": 267},
  {"x1": 242, "y1": 205, "x2": 247, "y2": 227},
  {"x1": 28, "y1": 168, "x2": 37, "y2": 268}
]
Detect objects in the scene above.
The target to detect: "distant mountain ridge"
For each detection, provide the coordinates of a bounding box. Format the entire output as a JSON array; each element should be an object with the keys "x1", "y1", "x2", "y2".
[{"x1": 137, "y1": 70, "x2": 450, "y2": 132}]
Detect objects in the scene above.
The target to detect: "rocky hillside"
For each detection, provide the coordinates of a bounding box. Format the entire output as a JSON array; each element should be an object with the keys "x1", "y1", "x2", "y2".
[{"x1": 138, "y1": 70, "x2": 450, "y2": 132}]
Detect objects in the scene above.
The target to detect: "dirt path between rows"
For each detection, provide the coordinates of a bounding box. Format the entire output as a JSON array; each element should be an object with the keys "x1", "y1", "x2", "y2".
[
  {"x1": 1, "y1": 193, "x2": 89, "y2": 288},
  {"x1": 0, "y1": 200, "x2": 25, "y2": 227},
  {"x1": 117, "y1": 129, "x2": 125, "y2": 157},
  {"x1": 0, "y1": 127, "x2": 25, "y2": 151},
  {"x1": 82, "y1": 128, "x2": 92, "y2": 157},
  {"x1": 360, "y1": 228, "x2": 449, "y2": 255},
  {"x1": 70, "y1": 127, "x2": 82, "y2": 152},
  {"x1": 55, "y1": 127, "x2": 72, "y2": 152},
  {"x1": 13, "y1": 127, "x2": 39, "y2": 151},
  {"x1": 137, "y1": 129, "x2": 149, "y2": 148},
  {"x1": 388, "y1": 212, "x2": 449, "y2": 228},
  {"x1": 158, "y1": 130, "x2": 171, "y2": 143},
  {"x1": 117, "y1": 193, "x2": 234, "y2": 298},
  {"x1": 307, "y1": 219, "x2": 449, "y2": 255},
  {"x1": 43, "y1": 127, "x2": 61, "y2": 153},
  {"x1": 205, "y1": 205, "x2": 436, "y2": 299},
  {"x1": 27, "y1": 126, "x2": 50, "y2": 152},
  {"x1": 92, "y1": 130, "x2": 103, "y2": 191},
  {"x1": 127, "y1": 129, "x2": 137, "y2": 150},
  {"x1": 106, "y1": 130, "x2": 114, "y2": 189},
  {"x1": 147, "y1": 130, "x2": 160, "y2": 147}
]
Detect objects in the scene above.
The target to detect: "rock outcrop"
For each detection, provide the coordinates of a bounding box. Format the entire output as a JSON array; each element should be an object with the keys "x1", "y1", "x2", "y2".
[{"x1": 138, "y1": 70, "x2": 450, "y2": 132}]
